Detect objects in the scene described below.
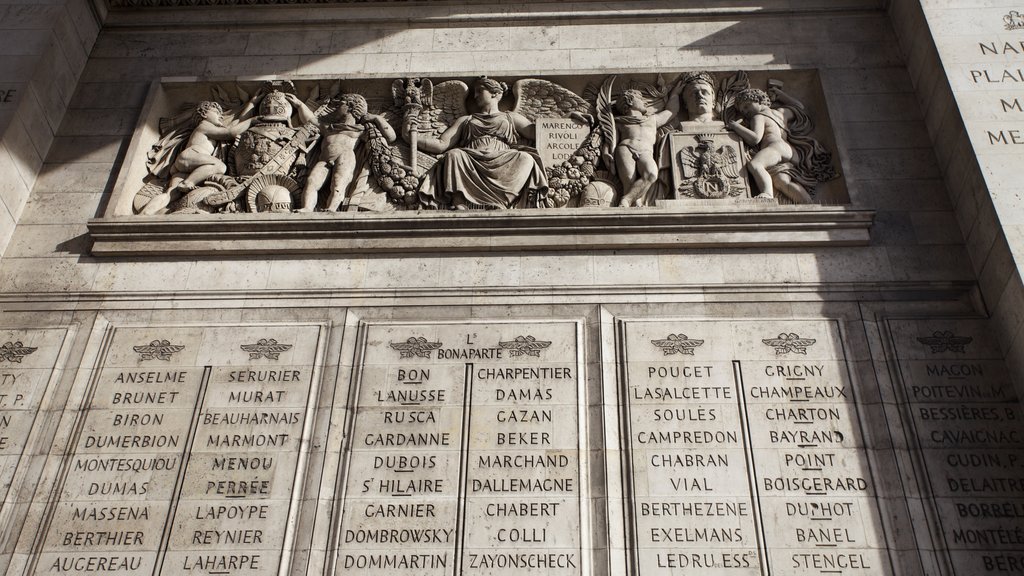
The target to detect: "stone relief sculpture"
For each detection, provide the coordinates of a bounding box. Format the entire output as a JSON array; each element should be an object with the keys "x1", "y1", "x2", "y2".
[
  {"x1": 296, "y1": 93, "x2": 397, "y2": 212},
  {"x1": 140, "y1": 100, "x2": 255, "y2": 215},
  {"x1": 401, "y1": 75, "x2": 594, "y2": 210},
  {"x1": 727, "y1": 85, "x2": 839, "y2": 203},
  {"x1": 133, "y1": 72, "x2": 840, "y2": 215},
  {"x1": 597, "y1": 77, "x2": 684, "y2": 207}
]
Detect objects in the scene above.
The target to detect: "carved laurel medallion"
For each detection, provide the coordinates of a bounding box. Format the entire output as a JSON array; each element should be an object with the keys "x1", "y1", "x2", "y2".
[
  {"x1": 762, "y1": 333, "x2": 816, "y2": 355},
  {"x1": 0, "y1": 341, "x2": 38, "y2": 363},
  {"x1": 498, "y1": 335, "x2": 552, "y2": 357},
  {"x1": 389, "y1": 337, "x2": 443, "y2": 359},
  {"x1": 917, "y1": 331, "x2": 972, "y2": 354},
  {"x1": 133, "y1": 339, "x2": 186, "y2": 361},
  {"x1": 240, "y1": 338, "x2": 293, "y2": 360},
  {"x1": 650, "y1": 334, "x2": 705, "y2": 355}
]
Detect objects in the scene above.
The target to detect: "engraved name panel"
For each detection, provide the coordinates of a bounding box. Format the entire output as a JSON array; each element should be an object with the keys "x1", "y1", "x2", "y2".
[
  {"x1": 621, "y1": 319, "x2": 893, "y2": 576},
  {"x1": 334, "y1": 321, "x2": 587, "y2": 576},
  {"x1": 32, "y1": 324, "x2": 323, "y2": 576},
  {"x1": 889, "y1": 320, "x2": 1024, "y2": 576}
]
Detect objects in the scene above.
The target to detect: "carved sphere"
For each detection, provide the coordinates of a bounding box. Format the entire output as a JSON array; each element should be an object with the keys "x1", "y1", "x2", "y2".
[{"x1": 255, "y1": 184, "x2": 293, "y2": 213}]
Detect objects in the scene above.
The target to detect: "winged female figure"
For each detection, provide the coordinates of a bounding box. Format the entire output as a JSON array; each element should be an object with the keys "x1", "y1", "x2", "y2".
[{"x1": 404, "y1": 76, "x2": 549, "y2": 210}]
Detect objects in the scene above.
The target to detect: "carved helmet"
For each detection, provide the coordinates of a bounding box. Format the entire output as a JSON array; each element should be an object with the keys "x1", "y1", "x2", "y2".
[
  {"x1": 256, "y1": 184, "x2": 293, "y2": 213},
  {"x1": 259, "y1": 90, "x2": 293, "y2": 122}
]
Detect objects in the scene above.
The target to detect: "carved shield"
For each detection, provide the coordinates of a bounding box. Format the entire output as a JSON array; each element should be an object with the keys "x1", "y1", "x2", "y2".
[{"x1": 234, "y1": 124, "x2": 301, "y2": 178}]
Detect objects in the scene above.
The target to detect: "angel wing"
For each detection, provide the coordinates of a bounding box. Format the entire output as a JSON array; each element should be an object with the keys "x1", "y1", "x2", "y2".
[
  {"x1": 511, "y1": 78, "x2": 593, "y2": 122},
  {"x1": 389, "y1": 78, "x2": 469, "y2": 144},
  {"x1": 428, "y1": 80, "x2": 469, "y2": 136}
]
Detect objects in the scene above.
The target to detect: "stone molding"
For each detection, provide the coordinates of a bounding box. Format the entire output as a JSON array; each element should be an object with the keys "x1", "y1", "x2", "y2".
[
  {"x1": 101, "y1": 0, "x2": 885, "y2": 27},
  {"x1": 87, "y1": 203, "x2": 874, "y2": 256}
]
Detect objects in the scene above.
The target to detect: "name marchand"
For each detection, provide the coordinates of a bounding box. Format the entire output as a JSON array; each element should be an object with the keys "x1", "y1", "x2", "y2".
[{"x1": 477, "y1": 453, "x2": 570, "y2": 468}]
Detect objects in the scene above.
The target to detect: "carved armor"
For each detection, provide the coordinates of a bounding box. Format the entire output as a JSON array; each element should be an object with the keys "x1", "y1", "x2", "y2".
[{"x1": 234, "y1": 122, "x2": 316, "y2": 178}]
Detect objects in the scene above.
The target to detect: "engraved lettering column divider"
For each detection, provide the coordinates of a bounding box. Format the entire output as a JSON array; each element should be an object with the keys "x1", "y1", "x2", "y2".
[
  {"x1": 323, "y1": 326, "x2": 368, "y2": 576},
  {"x1": 152, "y1": 366, "x2": 212, "y2": 575},
  {"x1": 614, "y1": 321, "x2": 640, "y2": 576},
  {"x1": 279, "y1": 328, "x2": 327, "y2": 576},
  {"x1": 452, "y1": 363, "x2": 474, "y2": 576},
  {"x1": 732, "y1": 360, "x2": 772, "y2": 574}
]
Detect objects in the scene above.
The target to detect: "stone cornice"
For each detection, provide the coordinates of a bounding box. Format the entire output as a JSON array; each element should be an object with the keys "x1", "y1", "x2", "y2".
[
  {"x1": 106, "y1": 0, "x2": 877, "y2": 8},
  {"x1": 102, "y1": 0, "x2": 886, "y2": 28},
  {"x1": 87, "y1": 204, "x2": 875, "y2": 257}
]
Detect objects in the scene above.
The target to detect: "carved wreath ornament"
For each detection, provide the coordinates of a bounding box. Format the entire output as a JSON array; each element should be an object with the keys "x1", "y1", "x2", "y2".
[
  {"x1": 133, "y1": 73, "x2": 839, "y2": 216},
  {"x1": 389, "y1": 337, "x2": 443, "y2": 359},
  {"x1": 917, "y1": 331, "x2": 973, "y2": 354},
  {"x1": 498, "y1": 335, "x2": 552, "y2": 357},
  {"x1": 650, "y1": 334, "x2": 705, "y2": 355},
  {"x1": 762, "y1": 333, "x2": 816, "y2": 355},
  {"x1": 133, "y1": 340, "x2": 185, "y2": 361},
  {"x1": 240, "y1": 338, "x2": 293, "y2": 360},
  {"x1": 0, "y1": 341, "x2": 37, "y2": 363}
]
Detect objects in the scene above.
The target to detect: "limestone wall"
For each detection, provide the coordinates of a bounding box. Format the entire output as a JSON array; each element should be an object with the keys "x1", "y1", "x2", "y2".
[
  {"x1": 1, "y1": 3, "x2": 1019, "y2": 576},
  {"x1": 0, "y1": 0, "x2": 972, "y2": 295},
  {"x1": 0, "y1": 0, "x2": 101, "y2": 255}
]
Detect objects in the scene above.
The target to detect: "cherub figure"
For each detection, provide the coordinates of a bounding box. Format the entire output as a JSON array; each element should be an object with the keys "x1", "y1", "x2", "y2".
[
  {"x1": 141, "y1": 101, "x2": 253, "y2": 215},
  {"x1": 614, "y1": 83, "x2": 683, "y2": 207},
  {"x1": 296, "y1": 93, "x2": 397, "y2": 212},
  {"x1": 727, "y1": 87, "x2": 813, "y2": 203}
]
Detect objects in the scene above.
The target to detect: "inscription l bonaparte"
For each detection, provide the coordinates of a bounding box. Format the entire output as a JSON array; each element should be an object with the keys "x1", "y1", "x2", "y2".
[{"x1": 338, "y1": 322, "x2": 584, "y2": 575}]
